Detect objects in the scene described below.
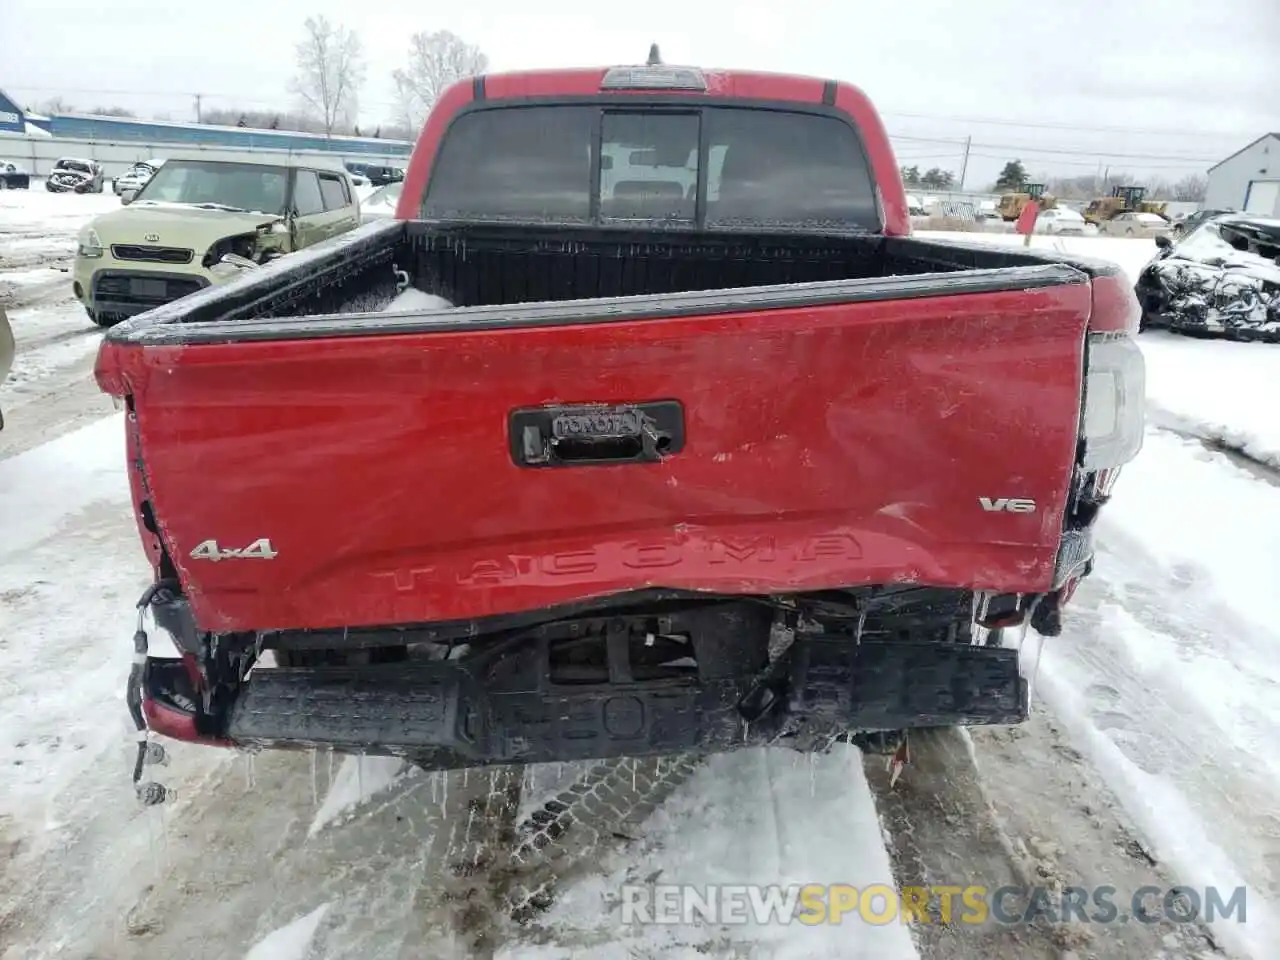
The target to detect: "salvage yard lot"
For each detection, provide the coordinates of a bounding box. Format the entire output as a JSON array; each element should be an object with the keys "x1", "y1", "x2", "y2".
[{"x1": 1, "y1": 188, "x2": 1277, "y2": 959}]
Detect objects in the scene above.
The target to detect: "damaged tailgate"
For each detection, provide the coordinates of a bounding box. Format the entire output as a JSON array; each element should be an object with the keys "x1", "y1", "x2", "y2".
[{"x1": 97, "y1": 267, "x2": 1092, "y2": 633}]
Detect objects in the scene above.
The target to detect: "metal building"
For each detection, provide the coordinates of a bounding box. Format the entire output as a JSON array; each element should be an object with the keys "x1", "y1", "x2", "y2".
[
  {"x1": 1203, "y1": 133, "x2": 1280, "y2": 215},
  {"x1": 45, "y1": 114, "x2": 412, "y2": 159}
]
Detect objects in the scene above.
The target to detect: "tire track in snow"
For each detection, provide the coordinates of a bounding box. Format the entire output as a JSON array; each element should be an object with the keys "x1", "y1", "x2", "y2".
[
  {"x1": 1150, "y1": 421, "x2": 1280, "y2": 488},
  {"x1": 398, "y1": 754, "x2": 704, "y2": 957},
  {"x1": 398, "y1": 763, "x2": 526, "y2": 959},
  {"x1": 503, "y1": 754, "x2": 704, "y2": 924},
  {"x1": 0, "y1": 347, "x2": 115, "y2": 460},
  {"x1": 867, "y1": 724, "x2": 1228, "y2": 960},
  {"x1": 970, "y1": 716, "x2": 1228, "y2": 960},
  {"x1": 1038, "y1": 530, "x2": 1280, "y2": 956},
  {"x1": 864, "y1": 727, "x2": 1069, "y2": 960},
  {"x1": 0, "y1": 269, "x2": 77, "y2": 314},
  {"x1": 18, "y1": 321, "x2": 96, "y2": 353}
]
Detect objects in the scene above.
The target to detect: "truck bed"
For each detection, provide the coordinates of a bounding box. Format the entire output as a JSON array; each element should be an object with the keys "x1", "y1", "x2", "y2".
[
  {"x1": 97, "y1": 221, "x2": 1100, "y2": 634},
  {"x1": 98, "y1": 220, "x2": 1098, "y2": 339}
]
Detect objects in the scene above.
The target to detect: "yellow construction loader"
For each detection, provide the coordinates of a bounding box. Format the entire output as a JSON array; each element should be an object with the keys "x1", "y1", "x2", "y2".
[
  {"x1": 997, "y1": 183, "x2": 1057, "y2": 221},
  {"x1": 1084, "y1": 185, "x2": 1168, "y2": 224}
]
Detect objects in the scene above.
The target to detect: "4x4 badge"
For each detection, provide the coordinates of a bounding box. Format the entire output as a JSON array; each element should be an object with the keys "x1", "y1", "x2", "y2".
[{"x1": 189, "y1": 538, "x2": 277, "y2": 561}]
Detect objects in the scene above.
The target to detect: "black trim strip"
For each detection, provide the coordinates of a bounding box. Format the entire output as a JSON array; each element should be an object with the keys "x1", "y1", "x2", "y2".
[
  {"x1": 821, "y1": 80, "x2": 837, "y2": 105},
  {"x1": 114, "y1": 262, "x2": 1086, "y2": 346},
  {"x1": 472, "y1": 75, "x2": 486, "y2": 100}
]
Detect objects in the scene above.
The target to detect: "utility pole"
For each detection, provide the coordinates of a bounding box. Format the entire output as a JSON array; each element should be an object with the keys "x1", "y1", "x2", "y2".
[
  {"x1": 958, "y1": 135, "x2": 972, "y2": 191},
  {"x1": 193, "y1": 93, "x2": 203, "y2": 123}
]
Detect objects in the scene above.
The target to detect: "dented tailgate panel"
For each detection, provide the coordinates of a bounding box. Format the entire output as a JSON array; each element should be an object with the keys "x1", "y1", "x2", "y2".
[{"x1": 120, "y1": 280, "x2": 1091, "y2": 632}]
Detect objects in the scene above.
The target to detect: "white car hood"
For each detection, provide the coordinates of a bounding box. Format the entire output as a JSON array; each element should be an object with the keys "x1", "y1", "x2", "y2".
[{"x1": 90, "y1": 203, "x2": 286, "y2": 251}]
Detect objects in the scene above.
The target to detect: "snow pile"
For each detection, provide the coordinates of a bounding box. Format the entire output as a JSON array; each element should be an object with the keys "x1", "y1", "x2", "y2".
[
  {"x1": 1140, "y1": 332, "x2": 1280, "y2": 467},
  {"x1": 917, "y1": 230, "x2": 1158, "y2": 284},
  {"x1": 308, "y1": 755, "x2": 407, "y2": 836},
  {"x1": 244, "y1": 902, "x2": 332, "y2": 960},
  {"x1": 1099, "y1": 428, "x2": 1280, "y2": 637},
  {"x1": 381, "y1": 286, "x2": 454, "y2": 312}
]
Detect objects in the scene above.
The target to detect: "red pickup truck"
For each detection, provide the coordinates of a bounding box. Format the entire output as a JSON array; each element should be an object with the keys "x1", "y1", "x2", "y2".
[{"x1": 95, "y1": 56, "x2": 1145, "y2": 792}]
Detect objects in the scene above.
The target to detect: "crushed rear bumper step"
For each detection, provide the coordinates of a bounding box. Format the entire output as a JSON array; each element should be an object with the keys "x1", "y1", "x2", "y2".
[{"x1": 211, "y1": 639, "x2": 1027, "y2": 769}]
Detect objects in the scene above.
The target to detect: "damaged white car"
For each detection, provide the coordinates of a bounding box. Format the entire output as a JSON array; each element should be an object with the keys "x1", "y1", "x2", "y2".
[
  {"x1": 45, "y1": 157, "x2": 105, "y2": 194},
  {"x1": 73, "y1": 157, "x2": 361, "y2": 327},
  {"x1": 1134, "y1": 214, "x2": 1280, "y2": 343}
]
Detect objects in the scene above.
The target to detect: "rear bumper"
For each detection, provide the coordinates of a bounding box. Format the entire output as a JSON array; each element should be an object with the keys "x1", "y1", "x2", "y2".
[{"x1": 141, "y1": 637, "x2": 1028, "y2": 769}]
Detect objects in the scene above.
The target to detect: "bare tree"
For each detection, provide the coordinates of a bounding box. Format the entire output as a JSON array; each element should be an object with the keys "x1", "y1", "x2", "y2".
[
  {"x1": 1172, "y1": 173, "x2": 1208, "y2": 202},
  {"x1": 391, "y1": 30, "x2": 488, "y2": 133},
  {"x1": 290, "y1": 15, "x2": 366, "y2": 137},
  {"x1": 203, "y1": 106, "x2": 325, "y2": 134},
  {"x1": 35, "y1": 96, "x2": 74, "y2": 114}
]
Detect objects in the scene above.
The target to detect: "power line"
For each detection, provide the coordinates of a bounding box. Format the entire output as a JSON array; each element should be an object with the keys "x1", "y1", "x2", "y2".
[
  {"x1": 885, "y1": 142, "x2": 1213, "y2": 167},
  {"x1": 7, "y1": 83, "x2": 404, "y2": 113},
  {"x1": 880, "y1": 109, "x2": 1256, "y2": 141},
  {"x1": 889, "y1": 134, "x2": 968, "y2": 145},
  {"x1": 961, "y1": 142, "x2": 1218, "y2": 162},
  {"x1": 11, "y1": 83, "x2": 1258, "y2": 145},
  {"x1": 887, "y1": 134, "x2": 1218, "y2": 163},
  {"x1": 964, "y1": 151, "x2": 1208, "y2": 171}
]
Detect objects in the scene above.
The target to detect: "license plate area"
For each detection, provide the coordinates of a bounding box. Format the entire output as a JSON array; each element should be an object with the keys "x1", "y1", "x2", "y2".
[
  {"x1": 510, "y1": 401, "x2": 685, "y2": 468},
  {"x1": 130, "y1": 278, "x2": 169, "y2": 299}
]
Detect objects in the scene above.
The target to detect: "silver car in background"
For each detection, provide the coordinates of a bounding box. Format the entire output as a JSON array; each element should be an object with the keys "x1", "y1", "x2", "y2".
[{"x1": 113, "y1": 159, "x2": 164, "y2": 196}]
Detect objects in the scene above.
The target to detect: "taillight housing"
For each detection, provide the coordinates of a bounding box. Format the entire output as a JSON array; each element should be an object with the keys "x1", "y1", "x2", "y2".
[
  {"x1": 1081, "y1": 332, "x2": 1145, "y2": 471},
  {"x1": 599, "y1": 65, "x2": 708, "y2": 91}
]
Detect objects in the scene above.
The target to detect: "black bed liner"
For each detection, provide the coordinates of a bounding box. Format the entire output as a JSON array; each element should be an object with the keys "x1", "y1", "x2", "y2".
[{"x1": 104, "y1": 220, "x2": 1115, "y2": 347}]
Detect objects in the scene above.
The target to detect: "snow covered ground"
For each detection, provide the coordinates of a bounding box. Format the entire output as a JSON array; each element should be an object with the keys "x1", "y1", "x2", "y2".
[
  {"x1": 0, "y1": 187, "x2": 117, "y2": 458},
  {"x1": 1038, "y1": 428, "x2": 1280, "y2": 958},
  {"x1": 917, "y1": 229, "x2": 1161, "y2": 284},
  {"x1": 1139, "y1": 334, "x2": 1280, "y2": 468},
  {"x1": 1, "y1": 191, "x2": 1278, "y2": 959}
]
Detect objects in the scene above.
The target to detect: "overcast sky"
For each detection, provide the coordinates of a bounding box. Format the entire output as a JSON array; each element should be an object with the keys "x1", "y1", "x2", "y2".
[{"x1": 1, "y1": 0, "x2": 1276, "y2": 187}]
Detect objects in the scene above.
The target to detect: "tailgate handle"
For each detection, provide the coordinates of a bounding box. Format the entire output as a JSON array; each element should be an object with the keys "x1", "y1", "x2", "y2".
[{"x1": 510, "y1": 401, "x2": 685, "y2": 468}]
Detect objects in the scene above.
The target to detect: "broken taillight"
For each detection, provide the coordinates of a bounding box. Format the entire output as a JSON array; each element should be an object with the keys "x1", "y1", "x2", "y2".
[{"x1": 1081, "y1": 332, "x2": 1145, "y2": 471}]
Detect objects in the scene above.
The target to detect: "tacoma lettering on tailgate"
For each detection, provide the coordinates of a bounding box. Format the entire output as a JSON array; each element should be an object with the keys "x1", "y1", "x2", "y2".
[{"x1": 369, "y1": 533, "x2": 863, "y2": 592}]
